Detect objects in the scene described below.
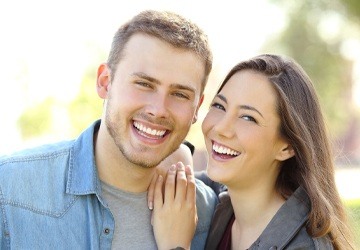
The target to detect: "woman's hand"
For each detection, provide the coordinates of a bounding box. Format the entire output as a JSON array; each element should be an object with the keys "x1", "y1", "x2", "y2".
[
  {"x1": 152, "y1": 162, "x2": 197, "y2": 250},
  {"x1": 148, "y1": 144, "x2": 194, "y2": 210}
]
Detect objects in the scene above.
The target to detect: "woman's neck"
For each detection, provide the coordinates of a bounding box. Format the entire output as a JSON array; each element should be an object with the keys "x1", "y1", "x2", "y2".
[{"x1": 228, "y1": 185, "x2": 285, "y2": 250}]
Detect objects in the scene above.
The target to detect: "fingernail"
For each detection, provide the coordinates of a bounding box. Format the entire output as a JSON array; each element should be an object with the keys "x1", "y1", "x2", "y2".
[
  {"x1": 177, "y1": 162, "x2": 185, "y2": 170},
  {"x1": 170, "y1": 164, "x2": 176, "y2": 171},
  {"x1": 148, "y1": 201, "x2": 153, "y2": 210}
]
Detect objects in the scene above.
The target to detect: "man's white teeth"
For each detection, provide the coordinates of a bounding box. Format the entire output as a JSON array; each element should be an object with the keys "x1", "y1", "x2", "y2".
[
  {"x1": 213, "y1": 143, "x2": 240, "y2": 156},
  {"x1": 134, "y1": 122, "x2": 166, "y2": 137}
]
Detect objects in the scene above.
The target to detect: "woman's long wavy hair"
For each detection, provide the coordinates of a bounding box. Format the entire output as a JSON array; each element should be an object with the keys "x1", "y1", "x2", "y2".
[{"x1": 217, "y1": 54, "x2": 354, "y2": 249}]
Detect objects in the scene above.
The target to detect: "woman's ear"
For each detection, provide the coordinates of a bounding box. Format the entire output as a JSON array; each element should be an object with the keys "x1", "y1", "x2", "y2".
[
  {"x1": 97, "y1": 63, "x2": 111, "y2": 99},
  {"x1": 276, "y1": 143, "x2": 295, "y2": 162}
]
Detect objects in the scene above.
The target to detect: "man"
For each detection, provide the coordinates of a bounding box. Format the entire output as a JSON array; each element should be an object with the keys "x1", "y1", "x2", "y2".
[{"x1": 0, "y1": 10, "x2": 217, "y2": 249}]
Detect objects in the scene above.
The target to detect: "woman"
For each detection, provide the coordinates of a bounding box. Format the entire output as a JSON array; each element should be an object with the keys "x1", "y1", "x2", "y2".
[
  {"x1": 202, "y1": 54, "x2": 354, "y2": 249},
  {"x1": 149, "y1": 54, "x2": 354, "y2": 249}
]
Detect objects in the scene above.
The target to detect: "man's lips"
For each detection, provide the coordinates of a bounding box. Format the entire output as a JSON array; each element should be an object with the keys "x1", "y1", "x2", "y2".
[{"x1": 133, "y1": 121, "x2": 168, "y2": 139}]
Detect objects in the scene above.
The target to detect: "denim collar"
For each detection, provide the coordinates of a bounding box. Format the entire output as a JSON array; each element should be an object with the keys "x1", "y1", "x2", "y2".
[{"x1": 66, "y1": 120, "x2": 101, "y2": 196}]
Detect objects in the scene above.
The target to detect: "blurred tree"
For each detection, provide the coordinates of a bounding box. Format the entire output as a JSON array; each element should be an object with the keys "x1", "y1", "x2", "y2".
[
  {"x1": 17, "y1": 97, "x2": 54, "y2": 139},
  {"x1": 67, "y1": 44, "x2": 106, "y2": 136},
  {"x1": 68, "y1": 65, "x2": 102, "y2": 137},
  {"x1": 265, "y1": 0, "x2": 360, "y2": 137},
  {"x1": 17, "y1": 43, "x2": 106, "y2": 140},
  {"x1": 342, "y1": 0, "x2": 360, "y2": 22}
]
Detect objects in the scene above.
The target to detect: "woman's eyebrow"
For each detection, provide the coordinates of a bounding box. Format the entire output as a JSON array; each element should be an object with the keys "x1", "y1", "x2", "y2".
[{"x1": 216, "y1": 93, "x2": 264, "y2": 118}]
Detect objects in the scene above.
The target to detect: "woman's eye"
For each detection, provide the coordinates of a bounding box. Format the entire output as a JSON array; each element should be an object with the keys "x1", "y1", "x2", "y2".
[
  {"x1": 241, "y1": 115, "x2": 257, "y2": 123},
  {"x1": 210, "y1": 102, "x2": 225, "y2": 111}
]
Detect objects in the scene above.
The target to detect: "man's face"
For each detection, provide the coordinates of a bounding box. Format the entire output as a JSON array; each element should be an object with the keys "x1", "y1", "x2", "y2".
[{"x1": 98, "y1": 33, "x2": 205, "y2": 168}]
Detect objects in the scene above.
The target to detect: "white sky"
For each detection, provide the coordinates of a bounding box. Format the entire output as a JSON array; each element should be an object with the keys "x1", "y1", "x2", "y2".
[{"x1": 0, "y1": 0, "x2": 286, "y2": 153}]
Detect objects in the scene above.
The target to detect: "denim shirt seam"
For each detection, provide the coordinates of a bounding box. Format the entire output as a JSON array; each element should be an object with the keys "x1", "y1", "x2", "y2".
[
  {"x1": 66, "y1": 147, "x2": 74, "y2": 193},
  {"x1": 1, "y1": 195, "x2": 80, "y2": 218},
  {"x1": 0, "y1": 149, "x2": 70, "y2": 166},
  {"x1": 0, "y1": 186, "x2": 10, "y2": 245}
]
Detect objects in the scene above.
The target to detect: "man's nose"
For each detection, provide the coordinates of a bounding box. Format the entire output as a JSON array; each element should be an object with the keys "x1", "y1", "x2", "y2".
[{"x1": 144, "y1": 93, "x2": 170, "y2": 119}]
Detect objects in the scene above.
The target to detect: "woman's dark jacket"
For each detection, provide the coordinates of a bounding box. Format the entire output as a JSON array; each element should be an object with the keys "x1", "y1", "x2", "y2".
[{"x1": 200, "y1": 182, "x2": 334, "y2": 250}]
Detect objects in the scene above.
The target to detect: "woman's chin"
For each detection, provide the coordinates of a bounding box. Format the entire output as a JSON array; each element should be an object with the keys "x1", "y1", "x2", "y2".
[{"x1": 206, "y1": 165, "x2": 225, "y2": 183}]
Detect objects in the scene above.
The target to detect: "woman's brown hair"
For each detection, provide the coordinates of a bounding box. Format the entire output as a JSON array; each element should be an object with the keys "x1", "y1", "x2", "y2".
[{"x1": 217, "y1": 54, "x2": 354, "y2": 249}]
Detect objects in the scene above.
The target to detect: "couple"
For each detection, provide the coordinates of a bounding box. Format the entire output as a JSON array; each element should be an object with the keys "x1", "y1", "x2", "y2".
[{"x1": 0, "y1": 10, "x2": 354, "y2": 250}]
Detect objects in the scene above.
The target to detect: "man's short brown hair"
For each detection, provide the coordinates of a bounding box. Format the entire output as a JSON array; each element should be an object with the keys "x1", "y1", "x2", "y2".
[{"x1": 107, "y1": 10, "x2": 212, "y2": 93}]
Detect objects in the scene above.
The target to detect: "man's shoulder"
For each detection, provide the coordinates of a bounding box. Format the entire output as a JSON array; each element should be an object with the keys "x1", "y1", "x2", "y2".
[
  {"x1": 194, "y1": 178, "x2": 218, "y2": 229},
  {"x1": 0, "y1": 140, "x2": 74, "y2": 168},
  {"x1": 195, "y1": 178, "x2": 218, "y2": 204},
  {"x1": 0, "y1": 140, "x2": 80, "y2": 219},
  {"x1": 0, "y1": 140, "x2": 75, "y2": 195}
]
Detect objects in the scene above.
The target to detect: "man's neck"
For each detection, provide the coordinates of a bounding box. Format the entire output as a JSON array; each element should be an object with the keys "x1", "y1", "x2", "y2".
[{"x1": 94, "y1": 123, "x2": 155, "y2": 193}]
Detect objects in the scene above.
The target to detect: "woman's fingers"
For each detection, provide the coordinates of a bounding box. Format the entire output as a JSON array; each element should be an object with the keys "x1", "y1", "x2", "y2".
[
  {"x1": 164, "y1": 164, "x2": 177, "y2": 203},
  {"x1": 153, "y1": 174, "x2": 164, "y2": 211},
  {"x1": 150, "y1": 162, "x2": 195, "y2": 209},
  {"x1": 152, "y1": 163, "x2": 197, "y2": 250},
  {"x1": 147, "y1": 171, "x2": 159, "y2": 210},
  {"x1": 174, "y1": 162, "x2": 188, "y2": 204},
  {"x1": 185, "y1": 165, "x2": 196, "y2": 204}
]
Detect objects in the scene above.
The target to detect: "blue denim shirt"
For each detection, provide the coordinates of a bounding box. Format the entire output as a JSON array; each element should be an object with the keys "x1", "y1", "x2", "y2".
[{"x1": 0, "y1": 120, "x2": 217, "y2": 250}]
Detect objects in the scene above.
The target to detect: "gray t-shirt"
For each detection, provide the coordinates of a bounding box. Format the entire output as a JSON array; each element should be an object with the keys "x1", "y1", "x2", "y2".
[{"x1": 101, "y1": 181, "x2": 157, "y2": 250}]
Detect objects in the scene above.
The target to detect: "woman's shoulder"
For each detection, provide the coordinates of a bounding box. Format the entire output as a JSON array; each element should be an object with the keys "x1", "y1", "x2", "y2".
[
  {"x1": 312, "y1": 235, "x2": 334, "y2": 249},
  {"x1": 284, "y1": 226, "x2": 333, "y2": 250}
]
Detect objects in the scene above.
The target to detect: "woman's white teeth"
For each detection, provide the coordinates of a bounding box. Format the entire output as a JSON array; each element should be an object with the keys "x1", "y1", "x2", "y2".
[
  {"x1": 134, "y1": 122, "x2": 166, "y2": 137},
  {"x1": 213, "y1": 143, "x2": 240, "y2": 156}
]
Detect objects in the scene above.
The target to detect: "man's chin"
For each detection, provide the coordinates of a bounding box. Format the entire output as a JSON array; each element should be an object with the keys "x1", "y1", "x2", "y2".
[{"x1": 126, "y1": 156, "x2": 163, "y2": 169}]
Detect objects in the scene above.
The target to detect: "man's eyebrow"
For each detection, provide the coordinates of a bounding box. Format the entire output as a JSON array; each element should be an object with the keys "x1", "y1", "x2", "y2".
[
  {"x1": 216, "y1": 94, "x2": 264, "y2": 118},
  {"x1": 170, "y1": 84, "x2": 196, "y2": 94},
  {"x1": 132, "y1": 72, "x2": 160, "y2": 84},
  {"x1": 132, "y1": 72, "x2": 196, "y2": 93}
]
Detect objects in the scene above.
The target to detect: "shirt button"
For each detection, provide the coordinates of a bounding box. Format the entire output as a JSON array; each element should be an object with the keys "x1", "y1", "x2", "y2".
[{"x1": 104, "y1": 228, "x2": 110, "y2": 235}]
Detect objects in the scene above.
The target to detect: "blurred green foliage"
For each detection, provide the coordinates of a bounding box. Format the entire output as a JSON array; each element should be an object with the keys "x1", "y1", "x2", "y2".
[
  {"x1": 68, "y1": 66, "x2": 102, "y2": 137},
  {"x1": 17, "y1": 45, "x2": 105, "y2": 139},
  {"x1": 342, "y1": 0, "x2": 360, "y2": 22},
  {"x1": 345, "y1": 199, "x2": 360, "y2": 248},
  {"x1": 266, "y1": 0, "x2": 360, "y2": 136},
  {"x1": 17, "y1": 98, "x2": 54, "y2": 139}
]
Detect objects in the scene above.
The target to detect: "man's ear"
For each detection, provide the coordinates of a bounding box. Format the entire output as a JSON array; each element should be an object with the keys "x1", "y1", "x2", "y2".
[
  {"x1": 276, "y1": 143, "x2": 295, "y2": 162},
  {"x1": 192, "y1": 94, "x2": 204, "y2": 124},
  {"x1": 97, "y1": 63, "x2": 111, "y2": 99}
]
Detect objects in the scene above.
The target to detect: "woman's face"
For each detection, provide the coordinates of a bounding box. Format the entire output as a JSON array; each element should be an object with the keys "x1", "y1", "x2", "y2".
[{"x1": 202, "y1": 69, "x2": 292, "y2": 189}]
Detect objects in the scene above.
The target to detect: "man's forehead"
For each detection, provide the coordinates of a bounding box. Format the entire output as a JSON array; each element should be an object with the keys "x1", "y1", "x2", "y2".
[{"x1": 119, "y1": 33, "x2": 205, "y2": 92}]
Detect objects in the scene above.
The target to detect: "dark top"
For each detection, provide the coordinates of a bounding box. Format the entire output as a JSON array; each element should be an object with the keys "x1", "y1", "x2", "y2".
[
  {"x1": 218, "y1": 215, "x2": 234, "y2": 250},
  {"x1": 205, "y1": 187, "x2": 334, "y2": 250}
]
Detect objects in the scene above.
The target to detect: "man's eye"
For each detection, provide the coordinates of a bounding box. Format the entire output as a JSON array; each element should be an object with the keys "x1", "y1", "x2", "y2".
[
  {"x1": 173, "y1": 92, "x2": 189, "y2": 99},
  {"x1": 135, "y1": 81, "x2": 152, "y2": 88}
]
